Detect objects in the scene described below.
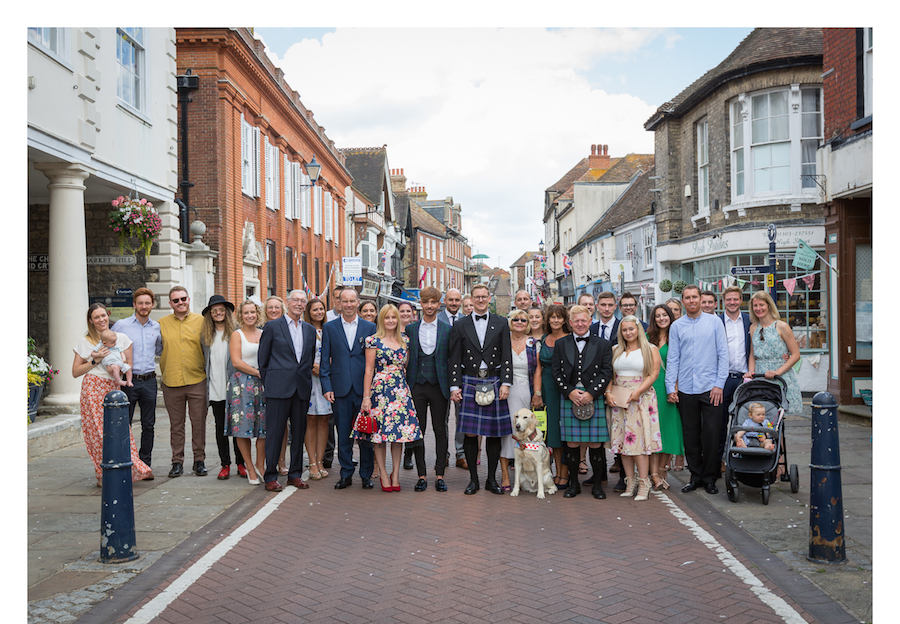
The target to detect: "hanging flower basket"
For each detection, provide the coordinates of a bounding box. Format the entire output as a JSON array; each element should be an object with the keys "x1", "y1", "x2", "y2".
[
  {"x1": 107, "y1": 196, "x2": 162, "y2": 258},
  {"x1": 673, "y1": 280, "x2": 687, "y2": 294},
  {"x1": 658, "y1": 279, "x2": 672, "y2": 293},
  {"x1": 28, "y1": 337, "x2": 57, "y2": 423}
]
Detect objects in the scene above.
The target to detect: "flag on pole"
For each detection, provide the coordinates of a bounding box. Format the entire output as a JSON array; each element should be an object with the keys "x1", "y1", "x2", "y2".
[
  {"x1": 562, "y1": 255, "x2": 572, "y2": 277},
  {"x1": 419, "y1": 267, "x2": 428, "y2": 288}
]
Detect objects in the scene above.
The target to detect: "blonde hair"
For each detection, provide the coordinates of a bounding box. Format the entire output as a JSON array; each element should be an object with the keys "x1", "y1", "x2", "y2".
[
  {"x1": 612, "y1": 315, "x2": 655, "y2": 378},
  {"x1": 568, "y1": 304, "x2": 590, "y2": 319},
  {"x1": 508, "y1": 309, "x2": 529, "y2": 331},
  {"x1": 237, "y1": 299, "x2": 263, "y2": 329},
  {"x1": 374, "y1": 304, "x2": 407, "y2": 347},
  {"x1": 201, "y1": 303, "x2": 238, "y2": 346},
  {"x1": 749, "y1": 290, "x2": 781, "y2": 324},
  {"x1": 747, "y1": 402, "x2": 766, "y2": 417}
]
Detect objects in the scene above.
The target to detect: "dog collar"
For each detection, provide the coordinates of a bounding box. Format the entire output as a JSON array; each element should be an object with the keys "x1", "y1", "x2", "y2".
[{"x1": 516, "y1": 441, "x2": 543, "y2": 451}]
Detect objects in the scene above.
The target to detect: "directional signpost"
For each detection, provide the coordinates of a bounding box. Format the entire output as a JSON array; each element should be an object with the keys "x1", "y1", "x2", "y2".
[
  {"x1": 729, "y1": 224, "x2": 778, "y2": 299},
  {"x1": 730, "y1": 265, "x2": 772, "y2": 276}
]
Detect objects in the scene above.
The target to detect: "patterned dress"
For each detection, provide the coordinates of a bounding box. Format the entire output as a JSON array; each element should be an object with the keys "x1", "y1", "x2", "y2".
[
  {"x1": 609, "y1": 349, "x2": 662, "y2": 456},
  {"x1": 226, "y1": 330, "x2": 266, "y2": 439},
  {"x1": 352, "y1": 336, "x2": 422, "y2": 444},
  {"x1": 751, "y1": 322, "x2": 803, "y2": 414}
]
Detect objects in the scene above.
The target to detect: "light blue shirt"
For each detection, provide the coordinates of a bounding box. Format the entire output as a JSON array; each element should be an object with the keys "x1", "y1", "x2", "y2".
[
  {"x1": 111, "y1": 314, "x2": 162, "y2": 375},
  {"x1": 665, "y1": 312, "x2": 729, "y2": 395}
]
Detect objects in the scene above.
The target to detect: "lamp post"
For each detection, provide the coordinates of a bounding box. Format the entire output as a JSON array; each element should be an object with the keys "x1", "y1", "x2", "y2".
[{"x1": 298, "y1": 155, "x2": 322, "y2": 188}]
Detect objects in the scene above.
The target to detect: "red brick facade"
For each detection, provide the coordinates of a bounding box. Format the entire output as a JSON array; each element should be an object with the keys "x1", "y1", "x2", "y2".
[
  {"x1": 822, "y1": 28, "x2": 869, "y2": 141},
  {"x1": 176, "y1": 28, "x2": 352, "y2": 305}
]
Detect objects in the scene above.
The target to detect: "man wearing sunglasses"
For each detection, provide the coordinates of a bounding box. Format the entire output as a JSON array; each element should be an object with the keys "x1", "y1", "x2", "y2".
[{"x1": 159, "y1": 286, "x2": 208, "y2": 478}]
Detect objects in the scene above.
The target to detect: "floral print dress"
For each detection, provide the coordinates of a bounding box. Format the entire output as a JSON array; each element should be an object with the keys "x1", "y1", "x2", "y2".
[
  {"x1": 609, "y1": 349, "x2": 662, "y2": 456},
  {"x1": 226, "y1": 330, "x2": 266, "y2": 439},
  {"x1": 352, "y1": 336, "x2": 422, "y2": 445}
]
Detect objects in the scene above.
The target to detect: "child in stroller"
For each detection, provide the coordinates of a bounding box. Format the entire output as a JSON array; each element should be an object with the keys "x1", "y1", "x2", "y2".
[{"x1": 734, "y1": 402, "x2": 775, "y2": 451}]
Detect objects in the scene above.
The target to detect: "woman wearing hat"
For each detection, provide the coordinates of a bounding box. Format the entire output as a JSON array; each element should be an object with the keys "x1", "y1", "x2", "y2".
[{"x1": 201, "y1": 295, "x2": 245, "y2": 480}]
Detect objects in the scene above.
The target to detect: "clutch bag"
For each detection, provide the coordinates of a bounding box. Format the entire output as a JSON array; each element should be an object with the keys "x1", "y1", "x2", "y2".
[
  {"x1": 353, "y1": 411, "x2": 379, "y2": 435},
  {"x1": 608, "y1": 384, "x2": 632, "y2": 408}
]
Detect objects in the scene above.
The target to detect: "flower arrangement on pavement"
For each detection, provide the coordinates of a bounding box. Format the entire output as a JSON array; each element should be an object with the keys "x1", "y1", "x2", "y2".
[
  {"x1": 108, "y1": 196, "x2": 163, "y2": 257},
  {"x1": 28, "y1": 337, "x2": 58, "y2": 389}
]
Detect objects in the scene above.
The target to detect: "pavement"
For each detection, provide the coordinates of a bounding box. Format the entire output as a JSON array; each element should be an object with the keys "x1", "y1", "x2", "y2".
[{"x1": 25, "y1": 394, "x2": 873, "y2": 623}]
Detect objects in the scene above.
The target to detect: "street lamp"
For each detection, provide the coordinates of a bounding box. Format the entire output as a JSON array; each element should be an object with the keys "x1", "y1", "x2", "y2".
[
  {"x1": 539, "y1": 239, "x2": 544, "y2": 253},
  {"x1": 298, "y1": 155, "x2": 321, "y2": 187}
]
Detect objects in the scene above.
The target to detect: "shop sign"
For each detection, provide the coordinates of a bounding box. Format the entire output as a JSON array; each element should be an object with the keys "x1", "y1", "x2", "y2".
[
  {"x1": 361, "y1": 278, "x2": 379, "y2": 297},
  {"x1": 792, "y1": 239, "x2": 817, "y2": 271},
  {"x1": 342, "y1": 257, "x2": 363, "y2": 285}
]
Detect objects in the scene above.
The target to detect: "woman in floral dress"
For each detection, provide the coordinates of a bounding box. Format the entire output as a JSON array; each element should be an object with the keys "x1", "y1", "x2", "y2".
[
  {"x1": 303, "y1": 299, "x2": 333, "y2": 480},
  {"x1": 357, "y1": 304, "x2": 422, "y2": 492},
  {"x1": 745, "y1": 291, "x2": 803, "y2": 413},
  {"x1": 227, "y1": 300, "x2": 266, "y2": 485},
  {"x1": 605, "y1": 316, "x2": 662, "y2": 502}
]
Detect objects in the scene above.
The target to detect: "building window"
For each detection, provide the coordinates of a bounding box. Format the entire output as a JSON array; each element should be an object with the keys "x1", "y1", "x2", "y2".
[
  {"x1": 265, "y1": 139, "x2": 279, "y2": 210},
  {"x1": 116, "y1": 28, "x2": 144, "y2": 112},
  {"x1": 855, "y1": 243, "x2": 872, "y2": 360},
  {"x1": 28, "y1": 27, "x2": 69, "y2": 62},
  {"x1": 301, "y1": 253, "x2": 308, "y2": 291},
  {"x1": 324, "y1": 192, "x2": 333, "y2": 240},
  {"x1": 863, "y1": 28, "x2": 873, "y2": 118},
  {"x1": 643, "y1": 226, "x2": 653, "y2": 269},
  {"x1": 624, "y1": 232, "x2": 634, "y2": 265},
  {"x1": 730, "y1": 86, "x2": 822, "y2": 202},
  {"x1": 284, "y1": 154, "x2": 292, "y2": 219},
  {"x1": 266, "y1": 240, "x2": 277, "y2": 297},
  {"x1": 285, "y1": 247, "x2": 294, "y2": 292},
  {"x1": 697, "y1": 119, "x2": 709, "y2": 214},
  {"x1": 241, "y1": 116, "x2": 254, "y2": 196},
  {"x1": 314, "y1": 186, "x2": 323, "y2": 235},
  {"x1": 300, "y1": 168, "x2": 311, "y2": 226},
  {"x1": 314, "y1": 258, "x2": 321, "y2": 295}
]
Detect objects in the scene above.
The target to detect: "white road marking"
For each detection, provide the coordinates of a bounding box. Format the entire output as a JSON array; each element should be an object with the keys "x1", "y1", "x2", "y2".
[
  {"x1": 656, "y1": 492, "x2": 809, "y2": 624},
  {"x1": 123, "y1": 488, "x2": 296, "y2": 624}
]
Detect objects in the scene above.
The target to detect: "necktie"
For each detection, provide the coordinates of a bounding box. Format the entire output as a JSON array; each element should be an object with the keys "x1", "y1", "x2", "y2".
[
  {"x1": 601, "y1": 325, "x2": 607, "y2": 340},
  {"x1": 475, "y1": 314, "x2": 487, "y2": 321},
  {"x1": 450, "y1": 314, "x2": 455, "y2": 326}
]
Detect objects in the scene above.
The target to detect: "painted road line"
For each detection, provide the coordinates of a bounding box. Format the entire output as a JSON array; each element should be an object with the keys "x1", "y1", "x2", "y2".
[
  {"x1": 656, "y1": 491, "x2": 809, "y2": 624},
  {"x1": 123, "y1": 487, "x2": 297, "y2": 624}
]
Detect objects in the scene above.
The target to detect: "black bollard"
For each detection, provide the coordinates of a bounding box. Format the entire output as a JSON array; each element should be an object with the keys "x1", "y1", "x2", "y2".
[
  {"x1": 807, "y1": 391, "x2": 847, "y2": 564},
  {"x1": 100, "y1": 390, "x2": 139, "y2": 563}
]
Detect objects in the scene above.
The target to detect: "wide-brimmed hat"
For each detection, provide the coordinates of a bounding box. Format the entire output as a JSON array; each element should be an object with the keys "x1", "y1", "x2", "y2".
[{"x1": 202, "y1": 294, "x2": 235, "y2": 316}]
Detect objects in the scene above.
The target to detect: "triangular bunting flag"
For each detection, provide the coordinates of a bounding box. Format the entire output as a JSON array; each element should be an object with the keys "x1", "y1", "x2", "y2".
[
  {"x1": 801, "y1": 274, "x2": 816, "y2": 289},
  {"x1": 783, "y1": 278, "x2": 797, "y2": 296}
]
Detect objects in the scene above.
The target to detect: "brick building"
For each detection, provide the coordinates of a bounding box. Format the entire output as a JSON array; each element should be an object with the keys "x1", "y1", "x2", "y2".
[
  {"x1": 818, "y1": 28, "x2": 873, "y2": 405},
  {"x1": 175, "y1": 28, "x2": 351, "y2": 306},
  {"x1": 644, "y1": 27, "x2": 827, "y2": 392},
  {"x1": 509, "y1": 251, "x2": 542, "y2": 301}
]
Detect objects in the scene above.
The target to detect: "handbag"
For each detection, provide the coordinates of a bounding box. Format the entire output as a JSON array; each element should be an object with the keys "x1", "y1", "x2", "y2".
[
  {"x1": 607, "y1": 384, "x2": 632, "y2": 408},
  {"x1": 353, "y1": 410, "x2": 379, "y2": 435},
  {"x1": 532, "y1": 408, "x2": 548, "y2": 436}
]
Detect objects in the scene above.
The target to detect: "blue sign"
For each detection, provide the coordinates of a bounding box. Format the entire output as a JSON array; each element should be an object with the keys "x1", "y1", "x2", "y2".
[
  {"x1": 730, "y1": 265, "x2": 772, "y2": 276},
  {"x1": 401, "y1": 289, "x2": 420, "y2": 302}
]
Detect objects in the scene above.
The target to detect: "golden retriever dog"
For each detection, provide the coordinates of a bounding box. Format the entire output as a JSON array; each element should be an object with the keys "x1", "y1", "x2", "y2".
[{"x1": 510, "y1": 409, "x2": 557, "y2": 499}]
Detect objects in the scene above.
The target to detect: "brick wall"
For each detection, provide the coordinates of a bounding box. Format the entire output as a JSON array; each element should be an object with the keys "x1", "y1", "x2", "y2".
[{"x1": 823, "y1": 28, "x2": 865, "y2": 141}]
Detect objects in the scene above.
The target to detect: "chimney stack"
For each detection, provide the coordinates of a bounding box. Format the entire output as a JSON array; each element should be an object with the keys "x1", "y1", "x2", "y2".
[
  {"x1": 589, "y1": 143, "x2": 610, "y2": 170},
  {"x1": 390, "y1": 167, "x2": 408, "y2": 193}
]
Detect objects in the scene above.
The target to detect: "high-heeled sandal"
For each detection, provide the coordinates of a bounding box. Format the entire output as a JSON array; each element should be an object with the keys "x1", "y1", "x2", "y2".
[
  {"x1": 619, "y1": 475, "x2": 638, "y2": 497},
  {"x1": 634, "y1": 477, "x2": 652, "y2": 501},
  {"x1": 650, "y1": 473, "x2": 669, "y2": 491},
  {"x1": 579, "y1": 460, "x2": 589, "y2": 475}
]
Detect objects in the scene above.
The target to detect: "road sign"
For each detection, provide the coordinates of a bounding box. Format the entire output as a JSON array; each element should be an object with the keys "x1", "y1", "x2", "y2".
[
  {"x1": 730, "y1": 265, "x2": 772, "y2": 276},
  {"x1": 766, "y1": 273, "x2": 775, "y2": 288}
]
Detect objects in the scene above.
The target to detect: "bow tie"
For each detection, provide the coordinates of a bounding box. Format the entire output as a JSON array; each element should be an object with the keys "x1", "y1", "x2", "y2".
[
  {"x1": 475, "y1": 314, "x2": 488, "y2": 321},
  {"x1": 575, "y1": 336, "x2": 589, "y2": 343}
]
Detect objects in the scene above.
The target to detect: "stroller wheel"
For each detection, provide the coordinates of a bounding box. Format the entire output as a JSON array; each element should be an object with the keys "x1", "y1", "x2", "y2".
[
  {"x1": 726, "y1": 480, "x2": 738, "y2": 503},
  {"x1": 761, "y1": 486, "x2": 770, "y2": 505},
  {"x1": 789, "y1": 464, "x2": 799, "y2": 493}
]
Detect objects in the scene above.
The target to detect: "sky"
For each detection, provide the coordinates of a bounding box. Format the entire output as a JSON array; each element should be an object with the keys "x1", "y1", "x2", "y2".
[{"x1": 255, "y1": 27, "x2": 754, "y2": 271}]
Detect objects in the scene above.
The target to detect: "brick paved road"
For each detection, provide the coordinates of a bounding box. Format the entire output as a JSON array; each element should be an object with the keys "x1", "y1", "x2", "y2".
[{"x1": 91, "y1": 451, "x2": 831, "y2": 624}]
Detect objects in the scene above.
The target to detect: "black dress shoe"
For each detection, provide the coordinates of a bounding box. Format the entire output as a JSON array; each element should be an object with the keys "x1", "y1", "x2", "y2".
[
  {"x1": 435, "y1": 478, "x2": 447, "y2": 492},
  {"x1": 193, "y1": 461, "x2": 208, "y2": 476},
  {"x1": 613, "y1": 476, "x2": 627, "y2": 493},
  {"x1": 704, "y1": 483, "x2": 719, "y2": 494},
  {"x1": 592, "y1": 482, "x2": 607, "y2": 499},
  {"x1": 681, "y1": 481, "x2": 702, "y2": 493},
  {"x1": 563, "y1": 481, "x2": 581, "y2": 498},
  {"x1": 361, "y1": 477, "x2": 374, "y2": 489},
  {"x1": 583, "y1": 475, "x2": 595, "y2": 485},
  {"x1": 464, "y1": 479, "x2": 480, "y2": 495},
  {"x1": 414, "y1": 478, "x2": 428, "y2": 492},
  {"x1": 168, "y1": 463, "x2": 183, "y2": 478},
  {"x1": 334, "y1": 477, "x2": 353, "y2": 489},
  {"x1": 485, "y1": 479, "x2": 504, "y2": 495}
]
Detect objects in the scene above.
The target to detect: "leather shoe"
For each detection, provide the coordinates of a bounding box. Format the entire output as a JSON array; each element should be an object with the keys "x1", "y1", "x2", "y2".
[
  {"x1": 592, "y1": 483, "x2": 607, "y2": 500},
  {"x1": 334, "y1": 477, "x2": 353, "y2": 489},
  {"x1": 456, "y1": 457, "x2": 468, "y2": 470},
  {"x1": 237, "y1": 464, "x2": 248, "y2": 477},
  {"x1": 217, "y1": 466, "x2": 230, "y2": 480},
  {"x1": 485, "y1": 479, "x2": 504, "y2": 495},
  {"x1": 361, "y1": 477, "x2": 374, "y2": 489},
  {"x1": 193, "y1": 461, "x2": 208, "y2": 476},
  {"x1": 168, "y1": 463, "x2": 183, "y2": 478},
  {"x1": 265, "y1": 480, "x2": 284, "y2": 492},
  {"x1": 563, "y1": 481, "x2": 581, "y2": 498},
  {"x1": 704, "y1": 483, "x2": 719, "y2": 494},
  {"x1": 414, "y1": 478, "x2": 427, "y2": 492},
  {"x1": 435, "y1": 478, "x2": 447, "y2": 492},
  {"x1": 463, "y1": 479, "x2": 480, "y2": 495},
  {"x1": 287, "y1": 477, "x2": 309, "y2": 489},
  {"x1": 682, "y1": 481, "x2": 702, "y2": 493}
]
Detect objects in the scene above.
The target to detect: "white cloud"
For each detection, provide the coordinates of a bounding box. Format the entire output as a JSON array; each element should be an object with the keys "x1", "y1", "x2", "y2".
[{"x1": 266, "y1": 28, "x2": 660, "y2": 268}]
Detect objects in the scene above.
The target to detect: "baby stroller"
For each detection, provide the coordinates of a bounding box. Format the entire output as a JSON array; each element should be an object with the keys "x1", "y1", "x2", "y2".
[{"x1": 723, "y1": 374, "x2": 799, "y2": 505}]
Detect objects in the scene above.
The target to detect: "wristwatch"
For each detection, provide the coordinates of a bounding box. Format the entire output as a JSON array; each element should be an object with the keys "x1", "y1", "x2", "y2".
[
  {"x1": 90, "y1": 359, "x2": 97, "y2": 365},
  {"x1": 535, "y1": 390, "x2": 542, "y2": 397}
]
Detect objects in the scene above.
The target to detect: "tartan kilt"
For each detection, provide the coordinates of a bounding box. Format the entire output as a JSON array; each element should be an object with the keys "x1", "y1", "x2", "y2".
[
  {"x1": 560, "y1": 394, "x2": 609, "y2": 443},
  {"x1": 457, "y1": 375, "x2": 512, "y2": 438}
]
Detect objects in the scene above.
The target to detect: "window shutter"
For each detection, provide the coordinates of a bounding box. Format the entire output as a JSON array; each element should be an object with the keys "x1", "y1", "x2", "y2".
[
  {"x1": 314, "y1": 186, "x2": 323, "y2": 235},
  {"x1": 273, "y1": 145, "x2": 280, "y2": 210},
  {"x1": 253, "y1": 127, "x2": 261, "y2": 197},
  {"x1": 324, "y1": 192, "x2": 332, "y2": 240},
  {"x1": 283, "y1": 154, "x2": 292, "y2": 218},
  {"x1": 292, "y1": 162, "x2": 301, "y2": 220},
  {"x1": 264, "y1": 136, "x2": 272, "y2": 207},
  {"x1": 241, "y1": 117, "x2": 249, "y2": 193}
]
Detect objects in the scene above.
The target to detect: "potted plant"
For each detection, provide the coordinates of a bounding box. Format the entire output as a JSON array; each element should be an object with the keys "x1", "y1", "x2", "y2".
[
  {"x1": 108, "y1": 195, "x2": 163, "y2": 257},
  {"x1": 28, "y1": 338, "x2": 58, "y2": 423},
  {"x1": 658, "y1": 279, "x2": 672, "y2": 293},
  {"x1": 673, "y1": 280, "x2": 686, "y2": 294}
]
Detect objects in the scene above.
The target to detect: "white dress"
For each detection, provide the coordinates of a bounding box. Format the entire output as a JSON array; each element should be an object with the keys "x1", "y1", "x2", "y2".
[
  {"x1": 308, "y1": 329, "x2": 333, "y2": 415},
  {"x1": 501, "y1": 348, "x2": 531, "y2": 459}
]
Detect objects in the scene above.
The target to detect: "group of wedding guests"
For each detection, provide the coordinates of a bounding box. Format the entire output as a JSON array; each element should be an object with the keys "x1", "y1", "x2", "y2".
[{"x1": 72, "y1": 280, "x2": 802, "y2": 498}]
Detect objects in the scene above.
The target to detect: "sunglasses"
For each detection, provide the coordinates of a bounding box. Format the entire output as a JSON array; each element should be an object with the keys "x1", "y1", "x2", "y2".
[
  {"x1": 511, "y1": 318, "x2": 528, "y2": 323},
  {"x1": 171, "y1": 296, "x2": 188, "y2": 304}
]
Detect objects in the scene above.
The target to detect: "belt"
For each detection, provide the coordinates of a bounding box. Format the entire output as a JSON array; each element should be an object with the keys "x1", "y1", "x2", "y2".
[
  {"x1": 133, "y1": 372, "x2": 157, "y2": 381},
  {"x1": 728, "y1": 372, "x2": 745, "y2": 378}
]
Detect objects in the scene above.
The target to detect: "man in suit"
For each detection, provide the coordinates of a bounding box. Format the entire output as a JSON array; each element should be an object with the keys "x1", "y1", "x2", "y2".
[
  {"x1": 406, "y1": 286, "x2": 452, "y2": 492},
  {"x1": 666, "y1": 285, "x2": 729, "y2": 494},
  {"x1": 700, "y1": 290, "x2": 718, "y2": 314},
  {"x1": 618, "y1": 292, "x2": 648, "y2": 331},
  {"x1": 449, "y1": 283, "x2": 513, "y2": 495},
  {"x1": 551, "y1": 305, "x2": 614, "y2": 499},
  {"x1": 321, "y1": 287, "x2": 377, "y2": 489},
  {"x1": 437, "y1": 288, "x2": 467, "y2": 469},
  {"x1": 718, "y1": 286, "x2": 752, "y2": 465},
  {"x1": 258, "y1": 290, "x2": 317, "y2": 492},
  {"x1": 591, "y1": 291, "x2": 619, "y2": 343}
]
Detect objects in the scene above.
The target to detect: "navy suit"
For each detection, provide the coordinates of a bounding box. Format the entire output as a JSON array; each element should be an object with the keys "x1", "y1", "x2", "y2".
[
  {"x1": 320, "y1": 315, "x2": 377, "y2": 480},
  {"x1": 407, "y1": 319, "x2": 452, "y2": 476},
  {"x1": 718, "y1": 311, "x2": 752, "y2": 460},
  {"x1": 258, "y1": 315, "x2": 317, "y2": 484}
]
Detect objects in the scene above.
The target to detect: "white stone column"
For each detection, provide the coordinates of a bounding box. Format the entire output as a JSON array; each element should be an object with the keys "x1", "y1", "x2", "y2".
[{"x1": 35, "y1": 163, "x2": 92, "y2": 407}]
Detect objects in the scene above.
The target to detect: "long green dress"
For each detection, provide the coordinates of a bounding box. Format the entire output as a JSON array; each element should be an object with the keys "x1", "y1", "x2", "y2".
[
  {"x1": 539, "y1": 334, "x2": 563, "y2": 448},
  {"x1": 654, "y1": 343, "x2": 684, "y2": 455}
]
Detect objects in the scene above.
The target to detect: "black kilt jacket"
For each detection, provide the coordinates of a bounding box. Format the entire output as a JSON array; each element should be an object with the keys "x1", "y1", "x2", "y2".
[
  {"x1": 551, "y1": 334, "x2": 614, "y2": 400},
  {"x1": 449, "y1": 312, "x2": 513, "y2": 387}
]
